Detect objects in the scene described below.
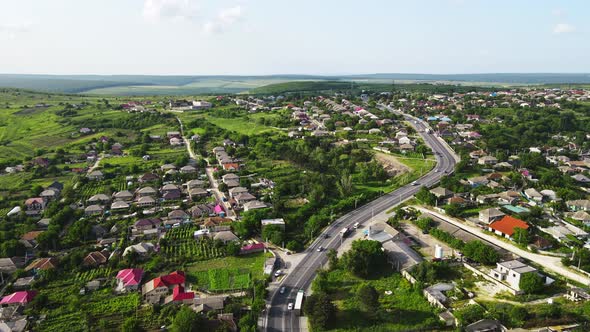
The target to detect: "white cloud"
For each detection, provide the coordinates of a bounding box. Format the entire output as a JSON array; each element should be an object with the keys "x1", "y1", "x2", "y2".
[
  {"x1": 553, "y1": 23, "x2": 575, "y2": 34},
  {"x1": 203, "y1": 5, "x2": 243, "y2": 34},
  {"x1": 142, "y1": 0, "x2": 200, "y2": 22},
  {"x1": 0, "y1": 22, "x2": 32, "y2": 40}
]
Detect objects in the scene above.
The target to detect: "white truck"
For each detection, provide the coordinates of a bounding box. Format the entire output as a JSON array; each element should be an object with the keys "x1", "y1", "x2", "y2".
[
  {"x1": 340, "y1": 227, "x2": 350, "y2": 237},
  {"x1": 294, "y1": 289, "x2": 305, "y2": 315}
]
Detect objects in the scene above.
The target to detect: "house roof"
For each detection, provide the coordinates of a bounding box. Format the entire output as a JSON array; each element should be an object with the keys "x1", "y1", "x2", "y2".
[
  {"x1": 24, "y1": 197, "x2": 44, "y2": 205},
  {"x1": 25, "y1": 257, "x2": 58, "y2": 271},
  {"x1": 241, "y1": 243, "x2": 265, "y2": 252},
  {"x1": 213, "y1": 231, "x2": 239, "y2": 242},
  {"x1": 489, "y1": 216, "x2": 529, "y2": 236},
  {"x1": 116, "y1": 268, "x2": 144, "y2": 287},
  {"x1": 429, "y1": 187, "x2": 453, "y2": 198},
  {"x1": 21, "y1": 231, "x2": 44, "y2": 241},
  {"x1": 134, "y1": 218, "x2": 161, "y2": 228},
  {"x1": 143, "y1": 271, "x2": 186, "y2": 293},
  {"x1": 0, "y1": 291, "x2": 37, "y2": 305},
  {"x1": 83, "y1": 251, "x2": 109, "y2": 266},
  {"x1": 172, "y1": 285, "x2": 195, "y2": 301}
]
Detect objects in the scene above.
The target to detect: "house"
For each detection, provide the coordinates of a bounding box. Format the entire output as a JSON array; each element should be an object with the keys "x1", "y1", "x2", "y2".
[
  {"x1": 189, "y1": 204, "x2": 216, "y2": 218},
  {"x1": 39, "y1": 189, "x2": 58, "y2": 201},
  {"x1": 467, "y1": 176, "x2": 489, "y2": 187},
  {"x1": 180, "y1": 165, "x2": 197, "y2": 174},
  {"x1": 572, "y1": 174, "x2": 590, "y2": 183},
  {"x1": 134, "y1": 218, "x2": 162, "y2": 232},
  {"x1": 488, "y1": 216, "x2": 529, "y2": 240},
  {"x1": 194, "y1": 296, "x2": 226, "y2": 313},
  {"x1": 116, "y1": 268, "x2": 144, "y2": 292},
  {"x1": 168, "y1": 209, "x2": 190, "y2": 223},
  {"x1": 12, "y1": 276, "x2": 35, "y2": 290},
  {"x1": 243, "y1": 200, "x2": 267, "y2": 211},
  {"x1": 142, "y1": 271, "x2": 191, "y2": 304},
  {"x1": 566, "y1": 200, "x2": 590, "y2": 212},
  {"x1": 478, "y1": 156, "x2": 498, "y2": 166},
  {"x1": 136, "y1": 187, "x2": 157, "y2": 197},
  {"x1": 261, "y1": 218, "x2": 286, "y2": 229},
  {"x1": 235, "y1": 193, "x2": 256, "y2": 206},
  {"x1": 565, "y1": 287, "x2": 590, "y2": 302},
  {"x1": 25, "y1": 257, "x2": 58, "y2": 272},
  {"x1": 478, "y1": 208, "x2": 505, "y2": 224},
  {"x1": 399, "y1": 144, "x2": 415, "y2": 152},
  {"x1": 188, "y1": 188, "x2": 208, "y2": 200},
  {"x1": 24, "y1": 197, "x2": 45, "y2": 216},
  {"x1": 83, "y1": 251, "x2": 109, "y2": 267},
  {"x1": 0, "y1": 258, "x2": 25, "y2": 274},
  {"x1": 161, "y1": 164, "x2": 177, "y2": 172},
  {"x1": 138, "y1": 172, "x2": 159, "y2": 183},
  {"x1": 571, "y1": 211, "x2": 590, "y2": 225},
  {"x1": 87, "y1": 170, "x2": 104, "y2": 181},
  {"x1": 429, "y1": 187, "x2": 454, "y2": 200},
  {"x1": 84, "y1": 205, "x2": 104, "y2": 216},
  {"x1": 20, "y1": 231, "x2": 44, "y2": 248},
  {"x1": 88, "y1": 194, "x2": 110, "y2": 205},
  {"x1": 0, "y1": 291, "x2": 37, "y2": 307},
  {"x1": 524, "y1": 188, "x2": 543, "y2": 202},
  {"x1": 137, "y1": 196, "x2": 156, "y2": 207},
  {"x1": 186, "y1": 179, "x2": 206, "y2": 189},
  {"x1": 111, "y1": 201, "x2": 130, "y2": 211},
  {"x1": 465, "y1": 319, "x2": 507, "y2": 332},
  {"x1": 213, "y1": 231, "x2": 239, "y2": 244},
  {"x1": 161, "y1": 184, "x2": 181, "y2": 201},
  {"x1": 222, "y1": 173, "x2": 240, "y2": 185},
  {"x1": 113, "y1": 190, "x2": 134, "y2": 201},
  {"x1": 228, "y1": 187, "x2": 249, "y2": 199},
  {"x1": 490, "y1": 260, "x2": 550, "y2": 292},
  {"x1": 123, "y1": 242, "x2": 155, "y2": 257},
  {"x1": 240, "y1": 243, "x2": 265, "y2": 255},
  {"x1": 0, "y1": 319, "x2": 28, "y2": 332}
]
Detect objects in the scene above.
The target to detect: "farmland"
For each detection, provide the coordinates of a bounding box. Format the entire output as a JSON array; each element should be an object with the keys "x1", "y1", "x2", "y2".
[{"x1": 162, "y1": 225, "x2": 226, "y2": 262}]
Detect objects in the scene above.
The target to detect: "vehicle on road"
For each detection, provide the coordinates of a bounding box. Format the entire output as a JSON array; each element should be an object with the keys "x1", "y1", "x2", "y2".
[
  {"x1": 411, "y1": 181, "x2": 419, "y2": 186},
  {"x1": 280, "y1": 287, "x2": 286, "y2": 294},
  {"x1": 274, "y1": 270, "x2": 282, "y2": 278},
  {"x1": 324, "y1": 234, "x2": 330, "y2": 239},
  {"x1": 353, "y1": 222, "x2": 360, "y2": 229},
  {"x1": 317, "y1": 246, "x2": 323, "y2": 252},
  {"x1": 294, "y1": 290, "x2": 305, "y2": 315},
  {"x1": 340, "y1": 227, "x2": 350, "y2": 237},
  {"x1": 287, "y1": 302, "x2": 294, "y2": 310}
]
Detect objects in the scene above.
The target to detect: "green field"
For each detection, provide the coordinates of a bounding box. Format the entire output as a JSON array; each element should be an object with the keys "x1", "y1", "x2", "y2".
[{"x1": 186, "y1": 252, "x2": 269, "y2": 291}]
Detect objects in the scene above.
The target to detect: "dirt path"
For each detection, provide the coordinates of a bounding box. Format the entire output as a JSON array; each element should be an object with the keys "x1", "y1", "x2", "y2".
[{"x1": 375, "y1": 152, "x2": 410, "y2": 176}]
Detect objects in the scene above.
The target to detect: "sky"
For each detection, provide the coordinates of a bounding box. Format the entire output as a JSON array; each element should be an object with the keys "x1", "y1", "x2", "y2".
[{"x1": 0, "y1": 0, "x2": 588, "y2": 75}]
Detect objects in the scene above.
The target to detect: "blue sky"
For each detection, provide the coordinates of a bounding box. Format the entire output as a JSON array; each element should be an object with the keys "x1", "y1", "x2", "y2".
[{"x1": 0, "y1": 0, "x2": 588, "y2": 75}]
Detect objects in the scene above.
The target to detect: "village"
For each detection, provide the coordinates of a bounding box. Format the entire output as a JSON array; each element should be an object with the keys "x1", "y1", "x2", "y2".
[{"x1": 1, "y1": 84, "x2": 590, "y2": 331}]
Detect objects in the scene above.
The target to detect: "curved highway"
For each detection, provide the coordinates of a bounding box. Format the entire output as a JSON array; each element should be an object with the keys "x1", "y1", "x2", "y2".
[{"x1": 263, "y1": 105, "x2": 458, "y2": 331}]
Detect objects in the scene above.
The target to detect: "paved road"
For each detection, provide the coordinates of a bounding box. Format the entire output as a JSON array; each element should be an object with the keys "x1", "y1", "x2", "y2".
[{"x1": 263, "y1": 106, "x2": 458, "y2": 331}]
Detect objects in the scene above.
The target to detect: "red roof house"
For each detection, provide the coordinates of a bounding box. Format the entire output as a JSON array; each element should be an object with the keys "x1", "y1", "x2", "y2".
[
  {"x1": 488, "y1": 216, "x2": 529, "y2": 239},
  {"x1": 142, "y1": 271, "x2": 187, "y2": 304},
  {"x1": 0, "y1": 291, "x2": 37, "y2": 306},
  {"x1": 170, "y1": 285, "x2": 195, "y2": 303},
  {"x1": 116, "y1": 268, "x2": 144, "y2": 292},
  {"x1": 240, "y1": 243, "x2": 265, "y2": 255}
]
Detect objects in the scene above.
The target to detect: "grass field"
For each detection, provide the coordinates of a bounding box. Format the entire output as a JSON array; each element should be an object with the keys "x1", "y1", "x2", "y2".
[
  {"x1": 186, "y1": 252, "x2": 269, "y2": 290},
  {"x1": 202, "y1": 114, "x2": 283, "y2": 136}
]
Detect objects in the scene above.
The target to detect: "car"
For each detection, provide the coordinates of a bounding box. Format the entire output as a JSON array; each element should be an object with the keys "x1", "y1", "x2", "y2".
[
  {"x1": 434, "y1": 169, "x2": 439, "y2": 172},
  {"x1": 280, "y1": 287, "x2": 286, "y2": 294},
  {"x1": 274, "y1": 270, "x2": 282, "y2": 277},
  {"x1": 317, "y1": 246, "x2": 323, "y2": 252},
  {"x1": 324, "y1": 234, "x2": 330, "y2": 239},
  {"x1": 411, "y1": 181, "x2": 419, "y2": 186},
  {"x1": 353, "y1": 222, "x2": 360, "y2": 229},
  {"x1": 287, "y1": 303, "x2": 294, "y2": 310}
]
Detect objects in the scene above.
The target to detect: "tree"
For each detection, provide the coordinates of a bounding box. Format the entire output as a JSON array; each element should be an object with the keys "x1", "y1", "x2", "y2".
[
  {"x1": 304, "y1": 292, "x2": 335, "y2": 330},
  {"x1": 519, "y1": 272, "x2": 544, "y2": 294},
  {"x1": 171, "y1": 306, "x2": 203, "y2": 332},
  {"x1": 415, "y1": 187, "x2": 436, "y2": 206},
  {"x1": 226, "y1": 241, "x2": 241, "y2": 256},
  {"x1": 341, "y1": 240, "x2": 388, "y2": 278},
  {"x1": 327, "y1": 249, "x2": 339, "y2": 271},
  {"x1": 462, "y1": 240, "x2": 499, "y2": 265},
  {"x1": 357, "y1": 284, "x2": 379, "y2": 315},
  {"x1": 121, "y1": 317, "x2": 142, "y2": 332},
  {"x1": 337, "y1": 169, "x2": 353, "y2": 198},
  {"x1": 455, "y1": 304, "x2": 486, "y2": 326},
  {"x1": 513, "y1": 227, "x2": 530, "y2": 246},
  {"x1": 261, "y1": 225, "x2": 284, "y2": 245}
]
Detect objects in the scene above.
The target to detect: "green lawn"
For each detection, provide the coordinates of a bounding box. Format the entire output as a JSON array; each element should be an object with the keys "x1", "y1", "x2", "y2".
[{"x1": 203, "y1": 114, "x2": 282, "y2": 136}]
